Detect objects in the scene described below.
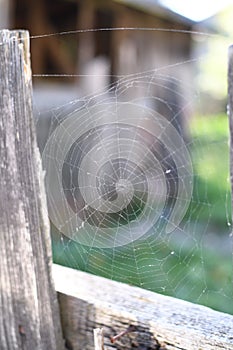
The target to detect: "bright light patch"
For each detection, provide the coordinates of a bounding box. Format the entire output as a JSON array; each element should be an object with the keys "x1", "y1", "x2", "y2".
[{"x1": 160, "y1": 0, "x2": 232, "y2": 21}]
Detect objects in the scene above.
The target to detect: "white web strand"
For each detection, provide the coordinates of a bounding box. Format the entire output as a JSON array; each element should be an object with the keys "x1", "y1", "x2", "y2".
[
  {"x1": 31, "y1": 26, "x2": 233, "y2": 313},
  {"x1": 30, "y1": 27, "x2": 216, "y2": 39}
]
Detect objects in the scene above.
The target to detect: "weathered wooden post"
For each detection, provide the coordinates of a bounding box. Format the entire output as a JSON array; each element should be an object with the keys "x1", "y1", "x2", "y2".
[
  {"x1": 228, "y1": 45, "x2": 233, "y2": 212},
  {"x1": 0, "y1": 30, "x2": 65, "y2": 350}
]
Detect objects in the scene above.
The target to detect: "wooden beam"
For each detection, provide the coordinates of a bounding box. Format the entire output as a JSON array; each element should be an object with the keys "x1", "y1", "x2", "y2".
[
  {"x1": 76, "y1": 0, "x2": 95, "y2": 75},
  {"x1": 53, "y1": 264, "x2": 233, "y2": 350},
  {"x1": 0, "y1": 29, "x2": 65, "y2": 350},
  {"x1": 29, "y1": 0, "x2": 75, "y2": 76}
]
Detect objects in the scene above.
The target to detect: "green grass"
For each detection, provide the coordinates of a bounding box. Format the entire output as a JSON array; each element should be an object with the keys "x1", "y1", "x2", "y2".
[{"x1": 187, "y1": 113, "x2": 232, "y2": 227}]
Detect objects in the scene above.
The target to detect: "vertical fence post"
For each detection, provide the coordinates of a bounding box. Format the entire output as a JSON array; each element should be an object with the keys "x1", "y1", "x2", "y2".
[
  {"x1": 0, "y1": 30, "x2": 64, "y2": 350},
  {"x1": 228, "y1": 45, "x2": 233, "y2": 217}
]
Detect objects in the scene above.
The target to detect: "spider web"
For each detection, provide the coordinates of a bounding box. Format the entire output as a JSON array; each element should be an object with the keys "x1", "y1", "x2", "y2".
[{"x1": 34, "y1": 28, "x2": 233, "y2": 314}]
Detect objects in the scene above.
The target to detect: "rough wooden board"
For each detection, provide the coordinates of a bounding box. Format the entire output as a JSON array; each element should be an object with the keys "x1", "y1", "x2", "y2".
[
  {"x1": 0, "y1": 30, "x2": 64, "y2": 350},
  {"x1": 53, "y1": 264, "x2": 233, "y2": 350}
]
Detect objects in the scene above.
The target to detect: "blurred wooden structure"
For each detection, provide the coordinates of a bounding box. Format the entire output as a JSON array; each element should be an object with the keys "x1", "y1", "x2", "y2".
[
  {"x1": 5, "y1": 0, "x2": 198, "y2": 147},
  {"x1": 8, "y1": 0, "x2": 194, "y2": 84}
]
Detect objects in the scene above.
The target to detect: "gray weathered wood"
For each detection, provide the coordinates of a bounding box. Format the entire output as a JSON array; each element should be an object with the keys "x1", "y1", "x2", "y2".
[
  {"x1": 0, "y1": 29, "x2": 65, "y2": 350},
  {"x1": 228, "y1": 45, "x2": 233, "y2": 212},
  {"x1": 54, "y1": 264, "x2": 233, "y2": 350}
]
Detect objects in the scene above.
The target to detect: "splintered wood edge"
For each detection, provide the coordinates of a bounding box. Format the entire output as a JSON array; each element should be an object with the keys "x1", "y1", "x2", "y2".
[
  {"x1": 53, "y1": 264, "x2": 233, "y2": 350},
  {"x1": 93, "y1": 328, "x2": 105, "y2": 350},
  {"x1": 1, "y1": 30, "x2": 31, "y2": 83}
]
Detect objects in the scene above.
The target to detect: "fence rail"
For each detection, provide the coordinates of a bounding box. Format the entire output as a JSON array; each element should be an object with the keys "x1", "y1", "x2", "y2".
[{"x1": 54, "y1": 263, "x2": 233, "y2": 350}]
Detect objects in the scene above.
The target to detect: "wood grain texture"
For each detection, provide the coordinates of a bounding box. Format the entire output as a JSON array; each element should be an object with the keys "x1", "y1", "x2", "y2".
[
  {"x1": 0, "y1": 30, "x2": 65, "y2": 350},
  {"x1": 53, "y1": 264, "x2": 233, "y2": 350},
  {"x1": 228, "y1": 45, "x2": 233, "y2": 212}
]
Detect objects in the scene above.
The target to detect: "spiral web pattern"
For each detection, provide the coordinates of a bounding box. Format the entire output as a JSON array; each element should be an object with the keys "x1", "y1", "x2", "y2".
[
  {"x1": 40, "y1": 68, "x2": 232, "y2": 309},
  {"x1": 43, "y1": 97, "x2": 192, "y2": 248}
]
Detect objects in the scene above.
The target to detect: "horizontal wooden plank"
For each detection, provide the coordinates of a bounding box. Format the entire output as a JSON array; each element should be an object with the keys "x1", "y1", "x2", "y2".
[{"x1": 53, "y1": 264, "x2": 233, "y2": 350}]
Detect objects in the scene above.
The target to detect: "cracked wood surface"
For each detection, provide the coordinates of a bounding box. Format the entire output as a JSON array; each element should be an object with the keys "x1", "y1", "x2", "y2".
[
  {"x1": 0, "y1": 29, "x2": 64, "y2": 350},
  {"x1": 54, "y1": 264, "x2": 233, "y2": 350}
]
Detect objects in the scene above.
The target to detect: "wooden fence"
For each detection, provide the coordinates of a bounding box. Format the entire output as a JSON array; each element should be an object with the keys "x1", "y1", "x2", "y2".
[{"x1": 0, "y1": 29, "x2": 233, "y2": 350}]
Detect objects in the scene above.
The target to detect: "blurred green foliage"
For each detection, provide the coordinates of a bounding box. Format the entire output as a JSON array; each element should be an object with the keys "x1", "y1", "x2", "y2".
[
  {"x1": 52, "y1": 113, "x2": 233, "y2": 315},
  {"x1": 196, "y1": 5, "x2": 233, "y2": 102},
  {"x1": 187, "y1": 113, "x2": 231, "y2": 227}
]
